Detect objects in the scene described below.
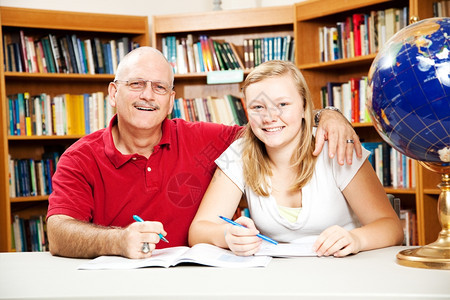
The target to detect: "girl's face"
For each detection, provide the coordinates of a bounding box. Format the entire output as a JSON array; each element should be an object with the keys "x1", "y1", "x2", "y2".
[{"x1": 245, "y1": 74, "x2": 305, "y2": 153}]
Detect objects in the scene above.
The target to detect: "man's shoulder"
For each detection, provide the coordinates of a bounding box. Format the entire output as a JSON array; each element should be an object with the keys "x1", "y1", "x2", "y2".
[{"x1": 63, "y1": 129, "x2": 106, "y2": 155}]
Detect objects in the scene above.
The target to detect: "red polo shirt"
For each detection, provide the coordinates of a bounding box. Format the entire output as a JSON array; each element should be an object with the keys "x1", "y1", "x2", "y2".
[{"x1": 47, "y1": 115, "x2": 241, "y2": 248}]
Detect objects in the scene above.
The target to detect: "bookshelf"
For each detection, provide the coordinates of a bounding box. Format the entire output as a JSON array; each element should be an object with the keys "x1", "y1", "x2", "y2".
[
  {"x1": 152, "y1": 5, "x2": 294, "y2": 100},
  {"x1": 294, "y1": 0, "x2": 439, "y2": 245},
  {"x1": 0, "y1": 7, "x2": 150, "y2": 252}
]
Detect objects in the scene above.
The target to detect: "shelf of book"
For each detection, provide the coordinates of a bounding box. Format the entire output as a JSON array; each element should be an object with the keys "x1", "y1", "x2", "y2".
[
  {"x1": 294, "y1": 0, "x2": 439, "y2": 246},
  {"x1": 152, "y1": 5, "x2": 294, "y2": 100},
  {"x1": 0, "y1": 6, "x2": 150, "y2": 252}
]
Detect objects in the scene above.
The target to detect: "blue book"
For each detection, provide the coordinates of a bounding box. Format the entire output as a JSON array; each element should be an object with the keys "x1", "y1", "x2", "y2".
[
  {"x1": 17, "y1": 93, "x2": 26, "y2": 136},
  {"x1": 8, "y1": 98, "x2": 15, "y2": 135},
  {"x1": 14, "y1": 98, "x2": 20, "y2": 135},
  {"x1": 77, "y1": 39, "x2": 88, "y2": 74},
  {"x1": 172, "y1": 98, "x2": 181, "y2": 119},
  {"x1": 13, "y1": 160, "x2": 20, "y2": 196},
  {"x1": 19, "y1": 217, "x2": 26, "y2": 251},
  {"x1": 361, "y1": 142, "x2": 382, "y2": 169},
  {"x1": 65, "y1": 35, "x2": 78, "y2": 73},
  {"x1": 103, "y1": 43, "x2": 113, "y2": 74},
  {"x1": 44, "y1": 159, "x2": 52, "y2": 194},
  {"x1": 83, "y1": 93, "x2": 90, "y2": 134},
  {"x1": 196, "y1": 41, "x2": 205, "y2": 72}
]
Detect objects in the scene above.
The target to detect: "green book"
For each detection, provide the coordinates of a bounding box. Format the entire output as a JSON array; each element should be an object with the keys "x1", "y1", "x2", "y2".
[{"x1": 41, "y1": 37, "x2": 56, "y2": 73}]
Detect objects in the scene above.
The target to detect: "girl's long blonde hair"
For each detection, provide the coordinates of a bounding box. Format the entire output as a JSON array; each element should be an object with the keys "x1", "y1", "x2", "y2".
[{"x1": 241, "y1": 60, "x2": 317, "y2": 197}]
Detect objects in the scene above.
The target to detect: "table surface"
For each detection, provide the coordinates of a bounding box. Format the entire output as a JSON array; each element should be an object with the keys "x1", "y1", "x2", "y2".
[{"x1": 0, "y1": 246, "x2": 449, "y2": 300}]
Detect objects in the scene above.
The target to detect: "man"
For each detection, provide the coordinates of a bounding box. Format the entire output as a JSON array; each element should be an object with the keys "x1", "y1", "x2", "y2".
[{"x1": 47, "y1": 47, "x2": 361, "y2": 259}]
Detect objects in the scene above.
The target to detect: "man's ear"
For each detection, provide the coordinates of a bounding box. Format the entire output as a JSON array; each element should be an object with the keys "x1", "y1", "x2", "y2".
[
  {"x1": 108, "y1": 82, "x2": 118, "y2": 107},
  {"x1": 168, "y1": 90, "x2": 176, "y2": 115}
]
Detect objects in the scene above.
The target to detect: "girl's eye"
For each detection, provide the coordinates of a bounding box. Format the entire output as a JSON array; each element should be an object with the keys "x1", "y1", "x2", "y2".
[
  {"x1": 251, "y1": 105, "x2": 264, "y2": 110},
  {"x1": 278, "y1": 102, "x2": 288, "y2": 107}
]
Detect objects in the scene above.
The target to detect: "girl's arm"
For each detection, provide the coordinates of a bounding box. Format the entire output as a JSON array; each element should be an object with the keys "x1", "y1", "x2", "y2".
[
  {"x1": 189, "y1": 168, "x2": 262, "y2": 255},
  {"x1": 314, "y1": 160, "x2": 404, "y2": 257}
]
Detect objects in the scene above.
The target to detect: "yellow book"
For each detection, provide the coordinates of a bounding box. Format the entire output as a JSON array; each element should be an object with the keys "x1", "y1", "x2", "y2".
[
  {"x1": 24, "y1": 92, "x2": 32, "y2": 136},
  {"x1": 64, "y1": 94, "x2": 73, "y2": 135},
  {"x1": 77, "y1": 94, "x2": 85, "y2": 135}
]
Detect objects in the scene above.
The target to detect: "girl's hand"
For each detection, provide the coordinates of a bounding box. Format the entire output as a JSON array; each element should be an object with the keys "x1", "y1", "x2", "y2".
[
  {"x1": 313, "y1": 225, "x2": 362, "y2": 257},
  {"x1": 224, "y1": 216, "x2": 262, "y2": 256}
]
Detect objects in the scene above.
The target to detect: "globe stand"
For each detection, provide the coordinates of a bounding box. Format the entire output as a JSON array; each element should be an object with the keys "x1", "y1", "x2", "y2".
[{"x1": 397, "y1": 166, "x2": 450, "y2": 270}]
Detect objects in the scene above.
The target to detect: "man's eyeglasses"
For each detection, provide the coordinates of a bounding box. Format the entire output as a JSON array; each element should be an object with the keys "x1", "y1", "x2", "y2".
[{"x1": 114, "y1": 79, "x2": 173, "y2": 95}]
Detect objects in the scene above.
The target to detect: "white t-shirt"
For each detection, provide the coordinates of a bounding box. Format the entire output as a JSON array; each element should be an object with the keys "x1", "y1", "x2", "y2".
[{"x1": 215, "y1": 138, "x2": 370, "y2": 243}]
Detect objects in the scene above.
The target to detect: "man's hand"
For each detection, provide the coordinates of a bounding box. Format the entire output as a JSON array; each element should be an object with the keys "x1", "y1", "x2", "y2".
[
  {"x1": 47, "y1": 215, "x2": 166, "y2": 259},
  {"x1": 313, "y1": 109, "x2": 362, "y2": 165},
  {"x1": 122, "y1": 221, "x2": 167, "y2": 259}
]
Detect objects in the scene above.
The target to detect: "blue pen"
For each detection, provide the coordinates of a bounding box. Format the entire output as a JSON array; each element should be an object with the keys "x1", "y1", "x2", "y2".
[
  {"x1": 219, "y1": 215, "x2": 278, "y2": 245},
  {"x1": 133, "y1": 215, "x2": 169, "y2": 243}
]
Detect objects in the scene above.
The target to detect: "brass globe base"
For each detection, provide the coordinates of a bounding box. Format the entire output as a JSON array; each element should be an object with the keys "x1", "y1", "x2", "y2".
[
  {"x1": 397, "y1": 171, "x2": 450, "y2": 270},
  {"x1": 396, "y1": 233, "x2": 450, "y2": 269}
]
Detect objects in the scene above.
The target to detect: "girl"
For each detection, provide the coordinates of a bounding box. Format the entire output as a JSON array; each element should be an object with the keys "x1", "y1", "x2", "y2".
[{"x1": 189, "y1": 60, "x2": 403, "y2": 257}]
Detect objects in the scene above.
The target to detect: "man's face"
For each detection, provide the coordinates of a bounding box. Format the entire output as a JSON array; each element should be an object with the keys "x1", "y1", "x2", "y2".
[{"x1": 109, "y1": 51, "x2": 175, "y2": 133}]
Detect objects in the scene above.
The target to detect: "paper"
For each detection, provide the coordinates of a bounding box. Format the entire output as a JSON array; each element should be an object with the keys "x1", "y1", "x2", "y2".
[
  {"x1": 255, "y1": 242, "x2": 317, "y2": 257},
  {"x1": 78, "y1": 243, "x2": 272, "y2": 269}
]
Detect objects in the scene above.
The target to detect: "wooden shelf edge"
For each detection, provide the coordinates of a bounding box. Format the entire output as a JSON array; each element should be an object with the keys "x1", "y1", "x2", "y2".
[
  {"x1": 5, "y1": 72, "x2": 114, "y2": 81},
  {"x1": 10, "y1": 196, "x2": 49, "y2": 203},
  {"x1": 153, "y1": 5, "x2": 293, "y2": 34},
  {"x1": 352, "y1": 122, "x2": 373, "y2": 128},
  {"x1": 0, "y1": 6, "x2": 148, "y2": 34},
  {"x1": 299, "y1": 54, "x2": 377, "y2": 70},
  {"x1": 294, "y1": 0, "x2": 393, "y2": 21},
  {"x1": 384, "y1": 187, "x2": 417, "y2": 194},
  {"x1": 423, "y1": 188, "x2": 441, "y2": 195},
  {"x1": 8, "y1": 134, "x2": 84, "y2": 141}
]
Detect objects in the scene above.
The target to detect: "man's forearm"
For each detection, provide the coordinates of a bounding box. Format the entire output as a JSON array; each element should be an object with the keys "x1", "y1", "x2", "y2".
[{"x1": 47, "y1": 215, "x2": 124, "y2": 258}]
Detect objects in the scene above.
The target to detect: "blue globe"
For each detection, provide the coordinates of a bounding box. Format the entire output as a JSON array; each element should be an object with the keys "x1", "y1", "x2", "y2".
[{"x1": 367, "y1": 17, "x2": 450, "y2": 171}]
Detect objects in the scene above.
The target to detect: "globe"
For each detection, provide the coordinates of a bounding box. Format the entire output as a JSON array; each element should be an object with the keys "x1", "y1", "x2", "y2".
[
  {"x1": 367, "y1": 17, "x2": 450, "y2": 171},
  {"x1": 367, "y1": 17, "x2": 450, "y2": 269}
]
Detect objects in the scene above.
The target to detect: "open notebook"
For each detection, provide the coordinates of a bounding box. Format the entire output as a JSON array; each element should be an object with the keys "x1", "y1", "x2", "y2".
[
  {"x1": 255, "y1": 242, "x2": 317, "y2": 257},
  {"x1": 255, "y1": 236, "x2": 318, "y2": 257},
  {"x1": 78, "y1": 243, "x2": 272, "y2": 269}
]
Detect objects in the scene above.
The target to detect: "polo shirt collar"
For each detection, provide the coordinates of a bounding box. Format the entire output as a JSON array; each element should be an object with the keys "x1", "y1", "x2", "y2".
[{"x1": 103, "y1": 115, "x2": 172, "y2": 168}]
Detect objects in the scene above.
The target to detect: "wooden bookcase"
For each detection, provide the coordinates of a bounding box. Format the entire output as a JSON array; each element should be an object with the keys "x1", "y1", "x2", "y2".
[
  {"x1": 0, "y1": 7, "x2": 149, "y2": 252},
  {"x1": 152, "y1": 5, "x2": 294, "y2": 100},
  {"x1": 294, "y1": 0, "x2": 439, "y2": 245}
]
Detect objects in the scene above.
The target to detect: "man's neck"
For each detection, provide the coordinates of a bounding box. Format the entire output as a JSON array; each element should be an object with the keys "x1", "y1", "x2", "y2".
[{"x1": 112, "y1": 124, "x2": 163, "y2": 159}]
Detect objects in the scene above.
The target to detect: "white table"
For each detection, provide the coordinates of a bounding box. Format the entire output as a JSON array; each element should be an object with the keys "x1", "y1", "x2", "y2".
[{"x1": 0, "y1": 246, "x2": 449, "y2": 299}]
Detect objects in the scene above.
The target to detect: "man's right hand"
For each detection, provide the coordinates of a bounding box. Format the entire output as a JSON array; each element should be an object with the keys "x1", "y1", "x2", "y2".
[
  {"x1": 122, "y1": 221, "x2": 167, "y2": 258},
  {"x1": 47, "y1": 215, "x2": 166, "y2": 259}
]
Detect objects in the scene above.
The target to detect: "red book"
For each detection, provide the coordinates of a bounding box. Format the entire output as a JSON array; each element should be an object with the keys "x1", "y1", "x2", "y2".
[
  {"x1": 19, "y1": 30, "x2": 30, "y2": 72},
  {"x1": 350, "y1": 78, "x2": 360, "y2": 123},
  {"x1": 352, "y1": 14, "x2": 365, "y2": 57},
  {"x1": 182, "y1": 98, "x2": 191, "y2": 122}
]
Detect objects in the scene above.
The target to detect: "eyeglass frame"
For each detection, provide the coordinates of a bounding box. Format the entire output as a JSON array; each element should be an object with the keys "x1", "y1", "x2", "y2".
[{"x1": 113, "y1": 78, "x2": 174, "y2": 95}]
